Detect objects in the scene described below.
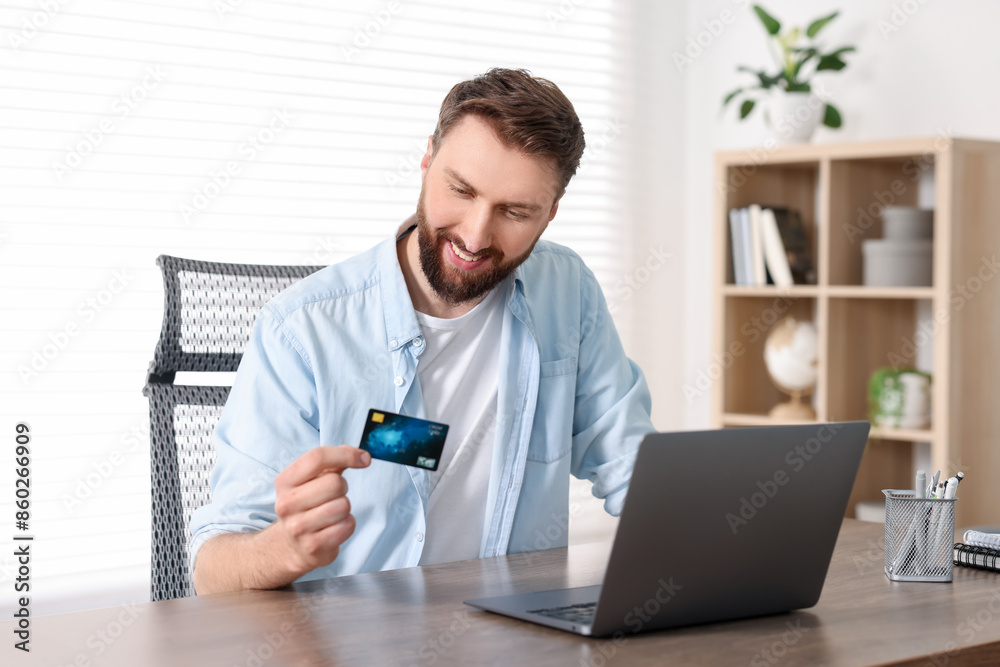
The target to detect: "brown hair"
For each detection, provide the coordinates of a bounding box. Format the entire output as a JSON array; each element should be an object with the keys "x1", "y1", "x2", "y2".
[{"x1": 431, "y1": 68, "x2": 585, "y2": 198}]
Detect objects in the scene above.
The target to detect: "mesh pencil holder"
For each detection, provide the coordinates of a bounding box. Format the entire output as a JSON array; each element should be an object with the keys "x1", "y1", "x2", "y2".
[{"x1": 883, "y1": 489, "x2": 958, "y2": 582}]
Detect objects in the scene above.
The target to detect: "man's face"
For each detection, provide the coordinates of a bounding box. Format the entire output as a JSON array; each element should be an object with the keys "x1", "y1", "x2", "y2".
[{"x1": 414, "y1": 114, "x2": 561, "y2": 306}]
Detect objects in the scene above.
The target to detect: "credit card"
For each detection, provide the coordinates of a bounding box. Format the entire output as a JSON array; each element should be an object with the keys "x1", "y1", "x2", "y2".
[{"x1": 359, "y1": 409, "x2": 449, "y2": 471}]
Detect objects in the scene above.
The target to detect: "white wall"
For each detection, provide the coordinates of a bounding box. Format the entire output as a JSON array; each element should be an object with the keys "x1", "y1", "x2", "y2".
[
  {"x1": 625, "y1": 0, "x2": 687, "y2": 431},
  {"x1": 678, "y1": 0, "x2": 1000, "y2": 429}
]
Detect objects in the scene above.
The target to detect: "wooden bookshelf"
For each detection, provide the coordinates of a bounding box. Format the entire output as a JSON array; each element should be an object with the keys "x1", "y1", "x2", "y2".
[{"x1": 712, "y1": 137, "x2": 1000, "y2": 527}]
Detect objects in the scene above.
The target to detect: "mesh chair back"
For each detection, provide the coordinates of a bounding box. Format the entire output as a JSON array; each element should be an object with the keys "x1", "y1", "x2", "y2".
[{"x1": 144, "y1": 255, "x2": 322, "y2": 601}]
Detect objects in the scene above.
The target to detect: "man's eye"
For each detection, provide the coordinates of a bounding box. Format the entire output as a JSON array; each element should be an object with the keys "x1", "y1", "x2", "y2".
[
  {"x1": 450, "y1": 185, "x2": 470, "y2": 196},
  {"x1": 507, "y1": 209, "x2": 526, "y2": 220}
]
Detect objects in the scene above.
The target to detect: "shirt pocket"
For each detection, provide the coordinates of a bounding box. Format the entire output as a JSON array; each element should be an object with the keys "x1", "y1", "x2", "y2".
[{"x1": 526, "y1": 357, "x2": 577, "y2": 463}]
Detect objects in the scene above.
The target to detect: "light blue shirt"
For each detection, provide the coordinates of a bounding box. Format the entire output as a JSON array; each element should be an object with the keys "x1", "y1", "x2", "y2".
[{"x1": 190, "y1": 232, "x2": 655, "y2": 582}]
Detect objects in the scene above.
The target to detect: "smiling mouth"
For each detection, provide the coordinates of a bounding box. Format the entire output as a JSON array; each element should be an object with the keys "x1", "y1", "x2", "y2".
[{"x1": 450, "y1": 239, "x2": 483, "y2": 263}]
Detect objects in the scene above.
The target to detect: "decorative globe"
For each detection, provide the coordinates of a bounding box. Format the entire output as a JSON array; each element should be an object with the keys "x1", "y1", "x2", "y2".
[{"x1": 763, "y1": 317, "x2": 818, "y2": 419}]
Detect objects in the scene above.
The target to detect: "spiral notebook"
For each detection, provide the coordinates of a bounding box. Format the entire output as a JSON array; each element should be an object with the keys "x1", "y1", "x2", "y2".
[{"x1": 953, "y1": 543, "x2": 1000, "y2": 572}]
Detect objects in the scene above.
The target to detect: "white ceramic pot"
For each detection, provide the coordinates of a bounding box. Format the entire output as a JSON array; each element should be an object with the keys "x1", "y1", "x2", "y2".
[{"x1": 765, "y1": 90, "x2": 824, "y2": 143}]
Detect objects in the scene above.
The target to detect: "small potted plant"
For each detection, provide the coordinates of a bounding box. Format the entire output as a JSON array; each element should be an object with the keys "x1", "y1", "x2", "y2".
[{"x1": 722, "y1": 6, "x2": 855, "y2": 142}]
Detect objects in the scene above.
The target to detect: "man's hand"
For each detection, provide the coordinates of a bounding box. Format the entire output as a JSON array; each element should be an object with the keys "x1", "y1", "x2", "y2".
[
  {"x1": 191, "y1": 445, "x2": 371, "y2": 594},
  {"x1": 272, "y1": 445, "x2": 372, "y2": 579}
]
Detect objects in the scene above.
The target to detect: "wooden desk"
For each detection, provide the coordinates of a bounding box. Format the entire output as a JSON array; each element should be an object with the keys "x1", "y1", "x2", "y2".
[{"x1": 7, "y1": 519, "x2": 1000, "y2": 666}]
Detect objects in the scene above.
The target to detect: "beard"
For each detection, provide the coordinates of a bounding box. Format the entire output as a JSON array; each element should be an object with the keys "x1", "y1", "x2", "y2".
[{"x1": 414, "y1": 190, "x2": 538, "y2": 306}]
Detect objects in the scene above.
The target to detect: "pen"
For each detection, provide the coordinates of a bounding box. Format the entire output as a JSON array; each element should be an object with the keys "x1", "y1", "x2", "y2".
[
  {"x1": 914, "y1": 471, "x2": 929, "y2": 573},
  {"x1": 929, "y1": 470, "x2": 941, "y2": 497},
  {"x1": 929, "y1": 477, "x2": 959, "y2": 573}
]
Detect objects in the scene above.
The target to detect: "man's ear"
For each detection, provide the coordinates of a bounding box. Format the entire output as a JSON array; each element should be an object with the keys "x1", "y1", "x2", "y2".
[
  {"x1": 547, "y1": 195, "x2": 562, "y2": 223},
  {"x1": 420, "y1": 135, "x2": 434, "y2": 176}
]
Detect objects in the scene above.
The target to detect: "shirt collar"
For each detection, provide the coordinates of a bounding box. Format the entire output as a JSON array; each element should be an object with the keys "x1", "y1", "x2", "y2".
[
  {"x1": 380, "y1": 220, "x2": 532, "y2": 346},
  {"x1": 378, "y1": 230, "x2": 424, "y2": 352}
]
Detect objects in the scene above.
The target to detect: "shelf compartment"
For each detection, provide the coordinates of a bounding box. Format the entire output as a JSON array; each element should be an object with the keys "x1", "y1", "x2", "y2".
[
  {"x1": 828, "y1": 155, "x2": 934, "y2": 287},
  {"x1": 826, "y1": 298, "x2": 924, "y2": 425},
  {"x1": 721, "y1": 161, "x2": 819, "y2": 286},
  {"x1": 721, "y1": 296, "x2": 818, "y2": 418},
  {"x1": 846, "y1": 437, "x2": 914, "y2": 518}
]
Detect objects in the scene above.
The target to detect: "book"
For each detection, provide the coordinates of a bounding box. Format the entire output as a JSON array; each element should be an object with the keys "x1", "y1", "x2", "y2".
[
  {"x1": 729, "y1": 208, "x2": 748, "y2": 285},
  {"x1": 953, "y1": 542, "x2": 1000, "y2": 572},
  {"x1": 760, "y1": 208, "x2": 794, "y2": 288},
  {"x1": 965, "y1": 530, "x2": 1000, "y2": 550},
  {"x1": 739, "y1": 208, "x2": 754, "y2": 285},
  {"x1": 747, "y1": 204, "x2": 766, "y2": 286},
  {"x1": 769, "y1": 206, "x2": 815, "y2": 284}
]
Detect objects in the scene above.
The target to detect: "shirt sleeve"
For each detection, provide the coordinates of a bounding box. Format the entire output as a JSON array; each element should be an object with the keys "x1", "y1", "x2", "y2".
[
  {"x1": 569, "y1": 266, "x2": 655, "y2": 516},
  {"x1": 188, "y1": 304, "x2": 321, "y2": 571}
]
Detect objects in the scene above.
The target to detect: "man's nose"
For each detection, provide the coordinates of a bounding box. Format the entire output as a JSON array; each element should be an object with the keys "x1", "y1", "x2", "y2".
[{"x1": 458, "y1": 203, "x2": 493, "y2": 254}]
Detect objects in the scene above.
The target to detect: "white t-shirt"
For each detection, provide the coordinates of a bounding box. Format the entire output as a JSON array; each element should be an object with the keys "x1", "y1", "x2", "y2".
[{"x1": 415, "y1": 286, "x2": 504, "y2": 565}]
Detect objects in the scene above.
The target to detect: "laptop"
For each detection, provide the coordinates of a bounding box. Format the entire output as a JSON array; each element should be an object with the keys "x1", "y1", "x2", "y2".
[{"x1": 465, "y1": 421, "x2": 869, "y2": 637}]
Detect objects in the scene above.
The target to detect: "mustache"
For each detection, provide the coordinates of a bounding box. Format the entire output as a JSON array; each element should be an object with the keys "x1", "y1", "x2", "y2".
[{"x1": 437, "y1": 230, "x2": 502, "y2": 261}]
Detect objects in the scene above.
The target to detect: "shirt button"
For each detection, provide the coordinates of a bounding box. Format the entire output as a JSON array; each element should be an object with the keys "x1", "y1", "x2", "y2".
[
  {"x1": 415, "y1": 531, "x2": 424, "y2": 542},
  {"x1": 413, "y1": 337, "x2": 424, "y2": 347},
  {"x1": 389, "y1": 339, "x2": 399, "y2": 349},
  {"x1": 394, "y1": 376, "x2": 404, "y2": 386}
]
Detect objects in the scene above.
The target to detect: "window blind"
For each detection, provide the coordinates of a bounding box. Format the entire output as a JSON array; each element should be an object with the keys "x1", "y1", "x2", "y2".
[{"x1": 0, "y1": 0, "x2": 634, "y2": 615}]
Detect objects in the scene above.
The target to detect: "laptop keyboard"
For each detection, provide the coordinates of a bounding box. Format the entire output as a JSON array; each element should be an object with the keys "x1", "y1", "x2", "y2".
[{"x1": 528, "y1": 601, "x2": 597, "y2": 624}]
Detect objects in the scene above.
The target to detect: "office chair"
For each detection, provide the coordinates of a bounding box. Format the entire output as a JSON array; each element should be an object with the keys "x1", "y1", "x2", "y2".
[{"x1": 143, "y1": 255, "x2": 323, "y2": 601}]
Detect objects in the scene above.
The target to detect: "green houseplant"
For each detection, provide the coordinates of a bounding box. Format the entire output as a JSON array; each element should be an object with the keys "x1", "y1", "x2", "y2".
[{"x1": 723, "y1": 6, "x2": 855, "y2": 141}]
